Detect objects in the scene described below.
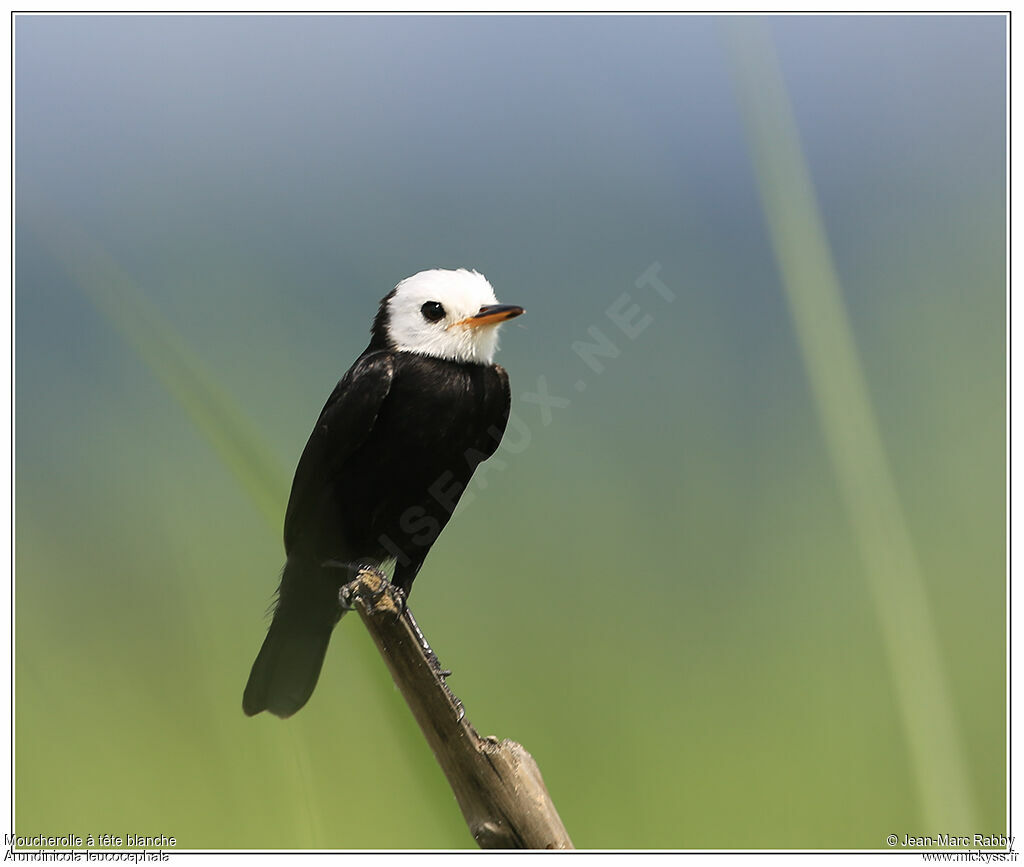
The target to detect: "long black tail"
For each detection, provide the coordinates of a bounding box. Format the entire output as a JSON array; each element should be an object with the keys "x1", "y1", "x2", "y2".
[{"x1": 243, "y1": 558, "x2": 344, "y2": 718}]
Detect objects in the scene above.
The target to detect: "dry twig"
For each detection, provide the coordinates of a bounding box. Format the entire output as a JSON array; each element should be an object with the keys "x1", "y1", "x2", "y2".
[{"x1": 340, "y1": 568, "x2": 573, "y2": 850}]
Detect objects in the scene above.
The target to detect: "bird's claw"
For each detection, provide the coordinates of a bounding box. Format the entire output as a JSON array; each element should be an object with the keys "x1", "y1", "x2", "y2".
[
  {"x1": 391, "y1": 585, "x2": 408, "y2": 615},
  {"x1": 338, "y1": 584, "x2": 355, "y2": 610},
  {"x1": 328, "y1": 561, "x2": 389, "y2": 610},
  {"x1": 327, "y1": 561, "x2": 408, "y2": 614}
]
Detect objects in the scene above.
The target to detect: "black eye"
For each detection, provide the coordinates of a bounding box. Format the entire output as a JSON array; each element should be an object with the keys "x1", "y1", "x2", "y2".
[{"x1": 421, "y1": 301, "x2": 446, "y2": 322}]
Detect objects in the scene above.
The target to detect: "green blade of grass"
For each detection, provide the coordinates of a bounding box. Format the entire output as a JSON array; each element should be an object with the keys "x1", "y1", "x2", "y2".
[
  {"x1": 17, "y1": 199, "x2": 327, "y2": 841},
  {"x1": 19, "y1": 199, "x2": 290, "y2": 530},
  {"x1": 18, "y1": 199, "x2": 445, "y2": 846},
  {"x1": 725, "y1": 19, "x2": 977, "y2": 831}
]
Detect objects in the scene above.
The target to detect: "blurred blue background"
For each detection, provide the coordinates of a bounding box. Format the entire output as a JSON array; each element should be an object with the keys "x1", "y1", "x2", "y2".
[{"x1": 15, "y1": 14, "x2": 1005, "y2": 849}]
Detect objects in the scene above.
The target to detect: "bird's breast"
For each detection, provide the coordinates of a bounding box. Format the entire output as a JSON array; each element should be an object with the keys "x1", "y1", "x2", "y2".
[{"x1": 379, "y1": 355, "x2": 496, "y2": 454}]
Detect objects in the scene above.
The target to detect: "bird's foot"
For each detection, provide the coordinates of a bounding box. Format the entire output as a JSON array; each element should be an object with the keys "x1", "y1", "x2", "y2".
[
  {"x1": 327, "y1": 561, "x2": 404, "y2": 613},
  {"x1": 338, "y1": 582, "x2": 357, "y2": 611},
  {"x1": 391, "y1": 584, "x2": 408, "y2": 615},
  {"x1": 326, "y1": 561, "x2": 386, "y2": 610}
]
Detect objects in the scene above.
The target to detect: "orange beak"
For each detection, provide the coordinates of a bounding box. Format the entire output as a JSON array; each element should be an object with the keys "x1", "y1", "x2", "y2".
[{"x1": 460, "y1": 304, "x2": 525, "y2": 328}]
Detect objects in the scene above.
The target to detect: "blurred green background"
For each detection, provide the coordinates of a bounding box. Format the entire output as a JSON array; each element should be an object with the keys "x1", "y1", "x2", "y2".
[{"x1": 14, "y1": 14, "x2": 1005, "y2": 850}]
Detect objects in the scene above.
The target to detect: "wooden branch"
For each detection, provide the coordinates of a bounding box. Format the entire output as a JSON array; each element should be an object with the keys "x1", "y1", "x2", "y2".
[{"x1": 340, "y1": 568, "x2": 573, "y2": 850}]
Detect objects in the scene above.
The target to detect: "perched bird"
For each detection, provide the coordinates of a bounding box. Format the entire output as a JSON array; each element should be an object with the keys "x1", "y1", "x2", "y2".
[{"x1": 243, "y1": 269, "x2": 523, "y2": 718}]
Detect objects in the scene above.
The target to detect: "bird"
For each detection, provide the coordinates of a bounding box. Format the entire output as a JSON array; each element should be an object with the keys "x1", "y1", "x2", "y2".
[{"x1": 243, "y1": 268, "x2": 524, "y2": 718}]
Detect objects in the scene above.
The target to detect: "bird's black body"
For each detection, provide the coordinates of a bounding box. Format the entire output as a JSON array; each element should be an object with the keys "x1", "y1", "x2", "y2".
[
  {"x1": 283, "y1": 351, "x2": 510, "y2": 580},
  {"x1": 243, "y1": 287, "x2": 514, "y2": 718}
]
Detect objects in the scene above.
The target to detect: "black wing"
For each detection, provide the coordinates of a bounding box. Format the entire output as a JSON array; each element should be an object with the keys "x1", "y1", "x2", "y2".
[
  {"x1": 474, "y1": 364, "x2": 512, "y2": 461},
  {"x1": 283, "y1": 351, "x2": 394, "y2": 552}
]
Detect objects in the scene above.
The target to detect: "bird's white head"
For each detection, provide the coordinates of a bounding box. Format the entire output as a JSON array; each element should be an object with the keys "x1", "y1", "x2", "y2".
[{"x1": 375, "y1": 269, "x2": 524, "y2": 365}]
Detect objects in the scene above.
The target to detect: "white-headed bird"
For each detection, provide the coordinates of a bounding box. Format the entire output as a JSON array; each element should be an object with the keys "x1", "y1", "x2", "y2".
[{"x1": 243, "y1": 269, "x2": 523, "y2": 718}]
